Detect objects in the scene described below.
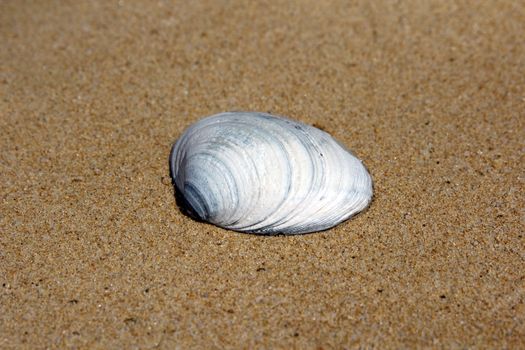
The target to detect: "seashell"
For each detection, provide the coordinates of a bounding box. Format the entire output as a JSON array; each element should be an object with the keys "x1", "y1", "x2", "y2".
[{"x1": 169, "y1": 112, "x2": 373, "y2": 235}]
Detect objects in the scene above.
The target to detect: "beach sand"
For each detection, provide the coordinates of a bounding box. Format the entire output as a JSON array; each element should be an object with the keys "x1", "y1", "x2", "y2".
[{"x1": 1, "y1": 1, "x2": 524, "y2": 348}]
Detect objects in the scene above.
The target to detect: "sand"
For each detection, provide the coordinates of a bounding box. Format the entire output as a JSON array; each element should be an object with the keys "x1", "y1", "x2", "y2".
[{"x1": 1, "y1": 1, "x2": 524, "y2": 348}]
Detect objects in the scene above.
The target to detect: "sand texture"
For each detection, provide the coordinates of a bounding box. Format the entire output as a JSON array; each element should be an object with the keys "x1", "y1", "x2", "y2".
[{"x1": 1, "y1": 1, "x2": 524, "y2": 348}]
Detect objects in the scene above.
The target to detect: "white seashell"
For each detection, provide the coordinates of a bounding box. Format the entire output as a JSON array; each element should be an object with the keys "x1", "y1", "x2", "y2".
[{"x1": 169, "y1": 112, "x2": 373, "y2": 234}]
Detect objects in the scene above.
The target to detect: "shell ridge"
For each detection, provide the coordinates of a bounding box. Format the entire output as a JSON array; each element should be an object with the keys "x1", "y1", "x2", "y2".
[
  {"x1": 225, "y1": 115, "x2": 294, "y2": 231},
  {"x1": 227, "y1": 117, "x2": 283, "y2": 229},
  {"x1": 244, "y1": 116, "x2": 314, "y2": 231},
  {"x1": 268, "y1": 125, "x2": 335, "y2": 232}
]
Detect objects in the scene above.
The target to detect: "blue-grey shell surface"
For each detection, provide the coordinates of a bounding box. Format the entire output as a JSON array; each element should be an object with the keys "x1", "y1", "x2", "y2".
[{"x1": 169, "y1": 112, "x2": 373, "y2": 234}]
